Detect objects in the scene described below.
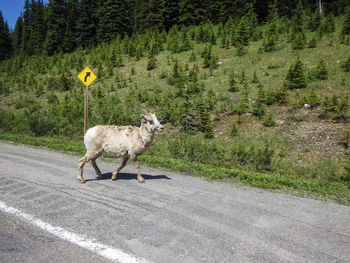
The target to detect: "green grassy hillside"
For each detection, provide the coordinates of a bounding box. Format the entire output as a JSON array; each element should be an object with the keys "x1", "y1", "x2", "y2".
[{"x1": 0, "y1": 16, "x2": 349, "y2": 202}]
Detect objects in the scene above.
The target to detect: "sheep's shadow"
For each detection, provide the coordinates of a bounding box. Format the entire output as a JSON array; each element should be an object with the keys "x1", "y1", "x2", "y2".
[{"x1": 85, "y1": 172, "x2": 171, "y2": 182}]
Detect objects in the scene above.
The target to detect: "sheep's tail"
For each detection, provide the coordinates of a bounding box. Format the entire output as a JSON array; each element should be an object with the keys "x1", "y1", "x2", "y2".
[{"x1": 84, "y1": 126, "x2": 99, "y2": 147}]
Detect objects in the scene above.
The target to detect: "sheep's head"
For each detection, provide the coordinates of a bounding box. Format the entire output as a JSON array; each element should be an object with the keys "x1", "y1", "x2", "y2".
[{"x1": 141, "y1": 113, "x2": 163, "y2": 133}]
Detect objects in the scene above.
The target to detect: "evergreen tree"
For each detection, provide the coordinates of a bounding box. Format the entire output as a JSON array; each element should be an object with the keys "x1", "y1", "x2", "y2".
[
  {"x1": 31, "y1": 0, "x2": 46, "y2": 54},
  {"x1": 262, "y1": 0, "x2": 279, "y2": 52},
  {"x1": 342, "y1": 56, "x2": 350, "y2": 72},
  {"x1": 76, "y1": 0, "x2": 100, "y2": 47},
  {"x1": 63, "y1": 0, "x2": 78, "y2": 52},
  {"x1": 341, "y1": 7, "x2": 350, "y2": 36},
  {"x1": 290, "y1": 0, "x2": 306, "y2": 50},
  {"x1": 284, "y1": 59, "x2": 307, "y2": 89},
  {"x1": 236, "y1": 16, "x2": 250, "y2": 46},
  {"x1": 98, "y1": 0, "x2": 130, "y2": 42},
  {"x1": 143, "y1": 0, "x2": 165, "y2": 31},
  {"x1": 0, "y1": 12, "x2": 12, "y2": 60},
  {"x1": 198, "y1": 98, "x2": 214, "y2": 139},
  {"x1": 314, "y1": 59, "x2": 328, "y2": 80},
  {"x1": 228, "y1": 69, "x2": 238, "y2": 92},
  {"x1": 319, "y1": 13, "x2": 335, "y2": 34},
  {"x1": 147, "y1": 55, "x2": 156, "y2": 70},
  {"x1": 12, "y1": 16, "x2": 23, "y2": 55},
  {"x1": 252, "y1": 87, "x2": 266, "y2": 118},
  {"x1": 308, "y1": 10, "x2": 322, "y2": 32},
  {"x1": 163, "y1": 0, "x2": 180, "y2": 30},
  {"x1": 21, "y1": 0, "x2": 34, "y2": 55},
  {"x1": 179, "y1": 0, "x2": 206, "y2": 26},
  {"x1": 44, "y1": 0, "x2": 66, "y2": 55}
]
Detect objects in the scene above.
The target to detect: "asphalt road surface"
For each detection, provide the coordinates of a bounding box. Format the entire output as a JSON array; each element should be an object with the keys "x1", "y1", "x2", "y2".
[{"x1": 0, "y1": 141, "x2": 349, "y2": 263}]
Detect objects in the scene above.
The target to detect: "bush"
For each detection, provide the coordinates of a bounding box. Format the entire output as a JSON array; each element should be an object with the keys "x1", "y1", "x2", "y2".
[
  {"x1": 255, "y1": 143, "x2": 274, "y2": 171},
  {"x1": 284, "y1": 59, "x2": 307, "y2": 89},
  {"x1": 313, "y1": 59, "x2": 328, "y2": 80},
  {"x1": 147, "y1": 56, "x2": 157, "y2": 71},
  {"x1": 308, "y1": 37, "x2": 317, "y2": 48},
  {"x1": 342, "y1": 56, "x2": 350, "y2": 72},
  {"x1": 168, "y1": 134, "x2": 224, "y2": 164},
  {"x1": 229, "y1": 122, "x2": 239, "y2": 137},
  {"x1": 262, "y1": 111, "x2": 275, "y2": 127}
]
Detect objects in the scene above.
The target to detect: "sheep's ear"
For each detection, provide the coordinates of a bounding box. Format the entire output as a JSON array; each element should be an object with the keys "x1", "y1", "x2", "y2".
[{"x1": 141, "y1": 115, "x2": 147, "y2": 121}]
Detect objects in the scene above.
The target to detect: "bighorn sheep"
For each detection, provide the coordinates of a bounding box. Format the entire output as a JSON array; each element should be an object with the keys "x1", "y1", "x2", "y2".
[{"x1": 78, "y1": 113, "x2": 163, "y2": 183}]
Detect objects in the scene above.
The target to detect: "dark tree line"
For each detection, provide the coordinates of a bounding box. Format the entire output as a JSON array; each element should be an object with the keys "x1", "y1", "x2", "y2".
[{"x1": 0, "y1": 0, "x2": 349, "y2": 59}]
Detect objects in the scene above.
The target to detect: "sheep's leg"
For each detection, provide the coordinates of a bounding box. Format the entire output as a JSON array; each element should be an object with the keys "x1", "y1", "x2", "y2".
[
  {"x1": 133, "y1": 157, "x2": 145, "y2": 183},
  {"x1": 91, "y1": 159, "x2": 102, "y2": 179},
  {"x1": 112, "y1": 157, "x2": 129, "y2": 181},
  {"x1": 78, "y1": 155, "x2": 89, "y2": 184}
]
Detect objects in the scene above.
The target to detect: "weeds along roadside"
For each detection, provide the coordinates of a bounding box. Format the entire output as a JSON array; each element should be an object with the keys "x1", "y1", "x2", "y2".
[{"x1": 0, "y1": 132, "x2": 349, "y2": 205}]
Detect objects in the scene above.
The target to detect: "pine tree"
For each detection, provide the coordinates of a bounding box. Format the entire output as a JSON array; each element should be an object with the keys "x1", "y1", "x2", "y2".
[
  {"x1": 342, "y1": 56, "x2": 350, "y2": 72},
  {"x1": 341, "y1": 7, "x2": 350, "y2": 37},
  {"x1": 252, "y1": 87, "x2": 266, "y2": 118},
  {"x1": 236, "y1": 17, "x2": 250, "y2": 46},
  {"x1": 262, "y1": 0, "x2": 279, "y2": 52},
  {"x1": 0, "y1": 11, "x2": 12, "y2": 60},
  {"x1": 229, "y1": 122, "x2": 238, "y2": 137},
  {"x1": 163, "y1": 0, "x2": 180, "y2": 30},
  {"x1": 290, "y1": 0, "x2": 306, "y2": 50},
  {"x1": 314, "y1": 59, "x2": 328, "y2": 80},
  {"x1": 31, "y1": 0, "x2": 47, "y2": 55},
  {"x1": 198, "y1": 98, "x2": 214, "y2": 139},
  {"x1": 228, "y1": 69, "x2": 238, "y2": 92},
  {"x1": 143, "y1": 0, "x2": 165, "y2": 31},
  {"x1": 179, "y1": 0, "x2": 206, "y2": 26},
  {"x1": 12, "y1": 16, "x2": 23, "y2": 55},
  {"x1": 308, "y1": 10, "x2": 322, "y2": 32},
  {"x1": 21, "y1": 0, "x2": 34, "y2": 55},
  {"x1": 76, "y1": 0, "x2": 100, "y2": 47},
  {"x1": 147, "y1": 55, "x2": 156, "y2": 70},
  {"x1": 319, "y1": 14, "x2": 335, "y2": 35},
  {"x1": 44, "y1": 0, "x2": 66, "y2": 55},
  {"x1": 98, "y1": 0, "x2": 130, "y2": 42},
  {"x1": 62, "y1": 0, "x2": 78, "y2": 52},
  {"x1": 284, "y1": 59, "x2": 307, "y2": 89}
]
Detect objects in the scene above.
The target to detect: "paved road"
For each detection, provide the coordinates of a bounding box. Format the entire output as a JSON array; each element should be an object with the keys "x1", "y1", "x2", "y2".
[{"x1": 0, "y1": 141, "x2": 349, "y2": 263}]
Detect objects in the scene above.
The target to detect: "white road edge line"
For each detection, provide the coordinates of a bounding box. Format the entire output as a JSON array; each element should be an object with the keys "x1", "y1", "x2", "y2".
[{"x1": 0, "y1": 200, "x2": 152, "y2": 263}]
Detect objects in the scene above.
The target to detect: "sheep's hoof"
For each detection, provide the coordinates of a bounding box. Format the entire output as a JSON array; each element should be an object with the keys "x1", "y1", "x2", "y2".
[
  {"x1": 97, "y1": 174, "x2": 102, "y2": 179},
  {"x1": 111, "y1": 172, "x2": 117, "y2": 181},
  {"x1": 138, "y1": 176, "x2": 145, "y2": 183},
  {"x1": 79, "y1": 179, "x2": 86, "y2": 184}
]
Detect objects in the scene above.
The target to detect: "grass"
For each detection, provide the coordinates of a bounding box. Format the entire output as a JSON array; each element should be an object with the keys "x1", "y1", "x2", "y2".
[
  {"x1": 1, "y1": 17, "x2": 349, "y2": 205},
  {"x1": 1, "y1": 131, "x2": 349, "y2": 205}
]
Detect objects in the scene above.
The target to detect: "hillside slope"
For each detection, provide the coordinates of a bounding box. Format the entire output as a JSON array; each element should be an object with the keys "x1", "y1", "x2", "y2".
[{"x1": 0, "y1": 16, "x2": 349, "y2": 197}]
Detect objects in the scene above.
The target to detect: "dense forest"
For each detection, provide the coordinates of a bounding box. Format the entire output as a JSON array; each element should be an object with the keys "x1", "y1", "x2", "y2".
[{"x1": 0, "y1": 0, "x2": 350, "y2": 59}]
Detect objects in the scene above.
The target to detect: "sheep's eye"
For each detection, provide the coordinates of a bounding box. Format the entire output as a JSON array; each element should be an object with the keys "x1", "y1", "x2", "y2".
[{"x1": 149, "y1": 120, "x2": 154, "y2": 125}]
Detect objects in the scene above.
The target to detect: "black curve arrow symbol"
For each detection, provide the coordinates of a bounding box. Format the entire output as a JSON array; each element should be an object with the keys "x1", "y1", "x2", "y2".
[{"x1": 84, "y1": 72, "x2": 91, "y2": 82}]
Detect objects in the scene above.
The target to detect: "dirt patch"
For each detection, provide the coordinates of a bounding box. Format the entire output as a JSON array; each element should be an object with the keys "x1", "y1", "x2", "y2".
[{"x1": 283, "y1": 121, "x2": 349, "y2": 157}]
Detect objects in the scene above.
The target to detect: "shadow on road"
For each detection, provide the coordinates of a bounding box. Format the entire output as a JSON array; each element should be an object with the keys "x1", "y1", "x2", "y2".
[{"x1": 85, "y1": 172, "x2": 171, "y2": 182}]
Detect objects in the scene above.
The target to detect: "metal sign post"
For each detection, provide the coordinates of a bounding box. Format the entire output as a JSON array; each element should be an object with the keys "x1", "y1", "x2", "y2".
[{"x1": 77, "y1": 66, "x2": 97, "y2": 134}]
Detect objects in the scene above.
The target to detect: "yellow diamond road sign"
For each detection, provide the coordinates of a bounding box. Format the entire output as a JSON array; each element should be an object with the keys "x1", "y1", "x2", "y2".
[{"x1": 78, "y1": 66, "x2": 97, "y2": 87}]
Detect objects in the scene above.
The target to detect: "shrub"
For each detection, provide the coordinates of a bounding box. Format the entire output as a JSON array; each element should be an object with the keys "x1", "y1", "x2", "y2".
[
  {"x1": 262, "y1": 111, "x2": 275, "y2": 127},
  {"x1": 255, "y1": 143, "x2": 274, "y2": 171},
  {"x1": 314, "y1": 59, "x2": 328, "y2": 80},
  {"x1": 147, "y1": 56, "x2": 156, "y2": 71},
  {"x1": 308, "y1": 37, "x2": 317, "y2": 48},
  {"x1": 342, "y1": 56, "x2": 350, "y2": 72},
  {"x1": 284, "y1": 59, "x2": 307, "y2": 89},
  {"x1": 302, "y1": 89, "x2": 321, "y2": 108},
  {"x1": 228, "y1": 69, "x2": 239, "y2": 92},
  {"x1": 229, "y1": 122, "x2": 239, "y2": 137}
]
